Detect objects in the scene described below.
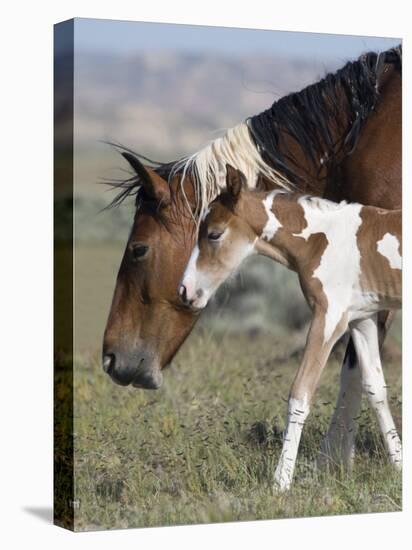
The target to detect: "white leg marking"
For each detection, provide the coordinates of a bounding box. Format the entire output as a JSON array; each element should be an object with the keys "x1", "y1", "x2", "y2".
[
  {"x1": 274, "y1": 395, "x2": 310, "y2": 491},
  {"x1": 350, "y1": 315, "x2": 402, "y2": 469},
  {"x1": 320, "y1": 347, "x2": 362, "y2": 469},
  {"x1": 261, "y1": 190, "x2": 286, "y2": 241},
  {"x1": 273, "y1": 311, "x2": 348, "y2": 491},
  {"x1": 377, "y1": 233, "x2": 402, "y2": 269}
]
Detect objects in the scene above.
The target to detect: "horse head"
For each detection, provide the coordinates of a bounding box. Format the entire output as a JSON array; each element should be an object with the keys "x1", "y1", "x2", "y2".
[{"x1": 102, "y1": 153, "x2": 199, "y2": 389}]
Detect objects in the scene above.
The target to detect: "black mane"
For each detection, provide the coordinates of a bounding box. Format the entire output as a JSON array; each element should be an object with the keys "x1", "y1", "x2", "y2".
[{"x1": 247, "y1": 45, "x2": 402, "y2": 187}]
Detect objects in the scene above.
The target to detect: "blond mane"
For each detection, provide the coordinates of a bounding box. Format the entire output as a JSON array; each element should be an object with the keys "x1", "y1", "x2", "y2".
[{"x1": 170, "y1": 121, "x2": 293, "y2": 222}]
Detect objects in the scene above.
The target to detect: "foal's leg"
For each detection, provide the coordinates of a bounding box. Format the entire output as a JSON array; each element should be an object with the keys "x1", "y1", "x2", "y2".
[
  {"x1": 350, "y1": 314, "x2": 402, "y2": 469},
  {"x1": 319, "y1": 338, "x2": 362, "y2": 470},
  {"x1": 320, "y1": 309, "x2": 395, "y2": 469},
  {"x1": 377, "y1": 309, "x2": 396, "y2": 345},
  {"x1": 274, "y1": 312, "x2": 348, "y2": 491}
]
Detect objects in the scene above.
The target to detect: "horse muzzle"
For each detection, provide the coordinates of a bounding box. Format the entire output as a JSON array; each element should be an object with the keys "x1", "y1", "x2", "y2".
[
  {"x1": 102, "y1": 348, "x2": 163, "y2": 390},
  {"x1": 178, "y1": 283, "x2": 208, "y2": 311}
]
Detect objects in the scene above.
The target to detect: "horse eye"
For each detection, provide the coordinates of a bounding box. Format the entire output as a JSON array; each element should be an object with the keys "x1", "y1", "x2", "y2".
[
  {"x1": 131, "y1": 244, "x2": 149, "y2": 260},
  {"x1": 208, "y1": 230, "x2": 224, "y2": 241}
]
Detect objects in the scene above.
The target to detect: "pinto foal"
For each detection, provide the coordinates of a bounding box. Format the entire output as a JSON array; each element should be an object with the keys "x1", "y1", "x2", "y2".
[{"x1": 179, "y1": 166, "x2": 402, "y2": 491}]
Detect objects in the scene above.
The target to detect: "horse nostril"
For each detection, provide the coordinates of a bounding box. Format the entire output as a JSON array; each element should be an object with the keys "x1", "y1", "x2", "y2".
[
  {"x1": 179, "y1": 284, "x2": 188, "y2": 304},
  {"x1": 103, "y1": 353, "x2": 115, "y2": 374}
]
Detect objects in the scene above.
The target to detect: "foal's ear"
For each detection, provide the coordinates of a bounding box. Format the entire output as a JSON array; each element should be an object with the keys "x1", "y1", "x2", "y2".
[
  {"x1": 225, "y1": 164, "x2": 246, "y2": 200},
  {"x1": 122, "y1": 152, "x2": 171, "y2": 206}
]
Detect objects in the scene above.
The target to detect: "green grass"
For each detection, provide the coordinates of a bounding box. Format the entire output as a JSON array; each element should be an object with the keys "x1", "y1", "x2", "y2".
[{"x1": 72, "y1": 329, "x2": 402, "y2": 531}]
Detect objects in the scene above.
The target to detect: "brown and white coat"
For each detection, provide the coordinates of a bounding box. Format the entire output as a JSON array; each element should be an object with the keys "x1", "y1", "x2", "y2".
[{"x1": 179, "y1": 167, "x2": 402, "y2": 491}]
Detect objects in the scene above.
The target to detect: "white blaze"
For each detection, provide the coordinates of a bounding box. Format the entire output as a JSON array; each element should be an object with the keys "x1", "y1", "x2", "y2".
[
  {"x1": 181, "y1": 244, "x2": 200, "y2": 296},
  {"x1": 294, "y1": 198, "x2": 363, "y2": 343},
  {"x1": 377, "y1": 233, "x2": 402, "y2": 270},
  {"x1": 181, "y1": 235, "x2": 257, "y2": 309}
]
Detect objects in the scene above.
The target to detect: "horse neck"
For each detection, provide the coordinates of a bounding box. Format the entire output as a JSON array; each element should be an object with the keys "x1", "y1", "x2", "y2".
[
  {"x1": 323, "y1": 64, "x2": 402, "y2": 207},
  {"x1": 255, "y1": 77, "x2": 375, "y2": 197},
  {"x1": 253, "y1": 89, "x2": 356, "y2": 197},
  {"x1": 258, "y1": 139, "x2": 330, "y2": 198}
]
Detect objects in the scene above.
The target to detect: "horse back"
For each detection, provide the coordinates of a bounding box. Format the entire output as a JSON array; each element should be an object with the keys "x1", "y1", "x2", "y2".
[{"x1": 357, "y1": 206, "x2": 402, "y2": 306}]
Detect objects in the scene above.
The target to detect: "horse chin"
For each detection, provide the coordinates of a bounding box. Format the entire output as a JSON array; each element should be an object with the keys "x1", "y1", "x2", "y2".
[
  {"x1": 189, "y1": 295, "x2": 209, "y2": 312},
  {"x1": 132, "y1": 368, "x2": 163, "y2": 390},
  {"x1": 131, "y1": 360, "x2": 164, "y2": 390}
]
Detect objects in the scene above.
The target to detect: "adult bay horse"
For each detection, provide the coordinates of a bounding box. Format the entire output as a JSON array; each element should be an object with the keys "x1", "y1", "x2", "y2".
[{"x1": 103, "y1": 46, "x2": 401, "y2": 468}]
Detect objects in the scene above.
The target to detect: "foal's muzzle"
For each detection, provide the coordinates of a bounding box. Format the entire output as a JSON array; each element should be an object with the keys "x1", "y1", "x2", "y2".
[
  {"x1": 178, "y1": 284, "x2": 205, "y2": 310},
  {"x1": 102, "y1": 349, "x2": 163, "y2": 389}
]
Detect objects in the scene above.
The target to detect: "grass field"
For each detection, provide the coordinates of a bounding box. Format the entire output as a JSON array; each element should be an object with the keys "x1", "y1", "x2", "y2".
[{"x1": 72, "y1": 327, "x2": 402, "y2": 531}]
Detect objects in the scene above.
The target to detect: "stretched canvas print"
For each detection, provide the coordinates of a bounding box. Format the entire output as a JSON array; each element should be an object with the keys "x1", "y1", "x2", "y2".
[{"x1": 54, "y1": 18, "x2": 402, "y2": 531}]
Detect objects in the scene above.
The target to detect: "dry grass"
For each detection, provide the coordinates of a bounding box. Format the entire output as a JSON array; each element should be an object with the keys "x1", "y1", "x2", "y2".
[{"x1": 71, "y1": 329, "x2": 402, "y2": 531}]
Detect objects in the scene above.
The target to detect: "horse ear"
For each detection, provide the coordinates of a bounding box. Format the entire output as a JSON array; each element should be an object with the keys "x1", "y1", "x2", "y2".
[
  {"x1": 122, "y1": 152, "x2": 171, "y2": 206},
  {"x1": 225, "y1": 164, "x2": 246, "y2": 200}
]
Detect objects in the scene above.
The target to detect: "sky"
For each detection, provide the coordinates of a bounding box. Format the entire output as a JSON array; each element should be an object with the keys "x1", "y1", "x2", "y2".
[{"x1": 73, "y1": 17, "x2": 400, "y2": 61}]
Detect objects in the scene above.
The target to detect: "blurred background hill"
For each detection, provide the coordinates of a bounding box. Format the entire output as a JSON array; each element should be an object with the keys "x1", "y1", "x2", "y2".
[{"x1": 75, "y1": 50, "x2": 332, "y2": 184}]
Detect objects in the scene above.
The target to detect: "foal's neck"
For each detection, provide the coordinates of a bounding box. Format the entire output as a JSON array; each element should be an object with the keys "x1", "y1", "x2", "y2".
[{"x1": 247, "y1": 192, "x2": 344, "y2": 271}]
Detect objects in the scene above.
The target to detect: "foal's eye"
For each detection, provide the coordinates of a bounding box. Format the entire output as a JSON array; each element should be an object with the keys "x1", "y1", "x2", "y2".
[
  {"x1": 208, "y1": 230, "x2": 224, "y2": 241},
  {"x1": 130, "y1": 244, "x2": 149, "y2": 261}
]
